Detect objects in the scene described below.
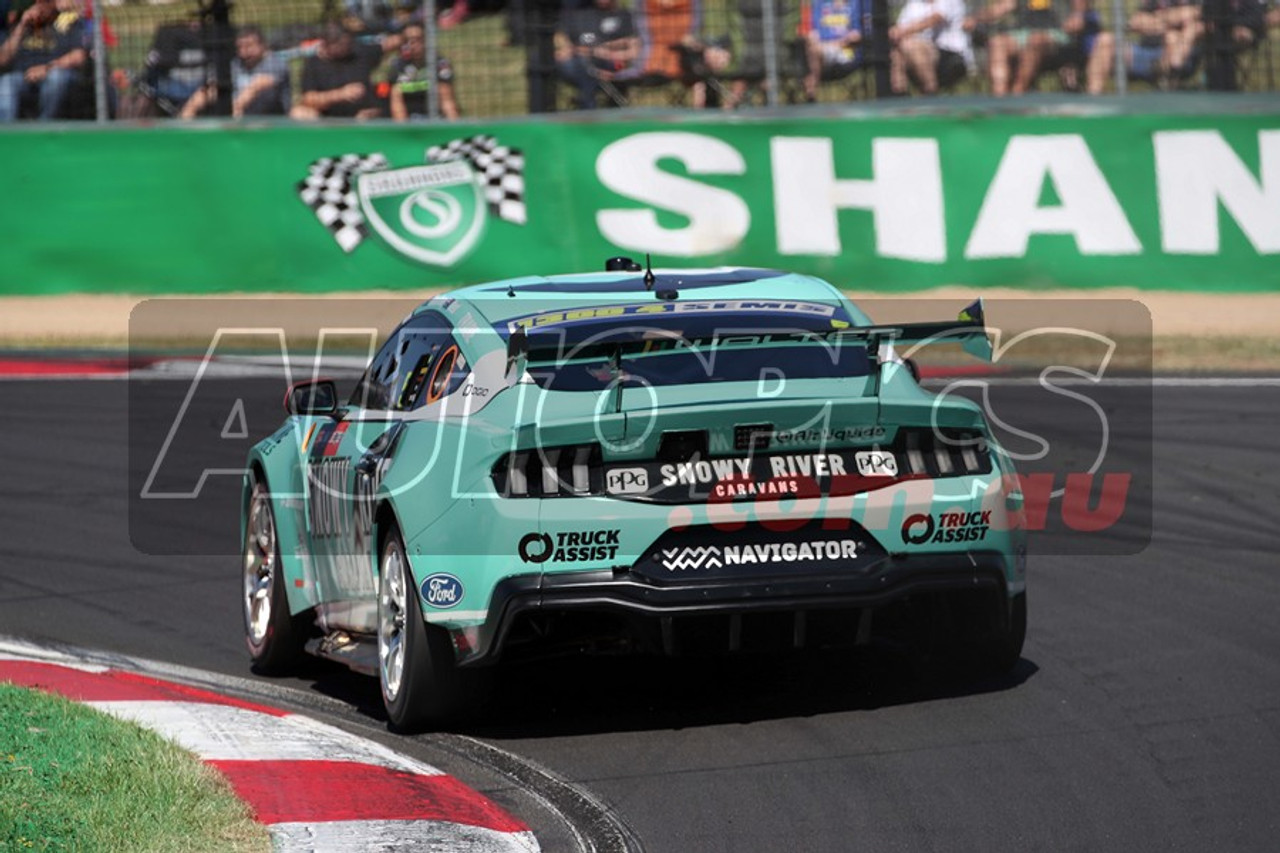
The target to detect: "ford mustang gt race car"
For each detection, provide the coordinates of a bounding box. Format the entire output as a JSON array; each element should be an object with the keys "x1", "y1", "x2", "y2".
[{"x1": 241, "y1": 261, "x2": 1027, "y2": 729}]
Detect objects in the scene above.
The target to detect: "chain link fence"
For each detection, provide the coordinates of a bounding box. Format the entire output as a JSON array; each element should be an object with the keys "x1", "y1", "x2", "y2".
[{"x1": 2, "y1": 0, "x2": 1276, "y2": 121}]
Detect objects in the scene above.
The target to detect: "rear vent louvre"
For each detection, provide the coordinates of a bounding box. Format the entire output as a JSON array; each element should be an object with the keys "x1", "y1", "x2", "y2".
[
  {"x1": 897, "y1": 429, "x2": 990, "y2": 477},
  {"x1": 493, "y1": 444, "x2": 603, "y2": 498},
  {"x1": 734, "y1": 424, "x2": 773, "y2": 452}
]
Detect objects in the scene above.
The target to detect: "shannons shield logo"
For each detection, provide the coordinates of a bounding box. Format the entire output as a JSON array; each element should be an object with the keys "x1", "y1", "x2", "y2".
[
  {"x1": 358, "y1": 162, "x2": 486, "y2": 266},
  {"x1": 297, "y1": 135, "x2": 527, "y2": 268}
]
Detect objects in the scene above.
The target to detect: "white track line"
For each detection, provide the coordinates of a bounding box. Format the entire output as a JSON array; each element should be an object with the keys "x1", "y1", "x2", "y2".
[{"x1": 271, "y1": 820, "x2": 540, "y2": 853}]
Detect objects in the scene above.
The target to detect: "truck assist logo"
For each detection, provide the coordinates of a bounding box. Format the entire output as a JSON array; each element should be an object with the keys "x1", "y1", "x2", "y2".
[
  {"x1": 519, "y1": 530, "x2": 621, "y2": 563},
  {"x1": 901, "y1": 511, "x2": 992, "y2": 545}
]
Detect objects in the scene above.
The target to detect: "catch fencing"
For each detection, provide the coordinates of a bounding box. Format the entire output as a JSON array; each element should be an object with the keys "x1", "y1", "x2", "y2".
[{"x1": 25, "y1": 0, "x2": 1280, "y2": 122}]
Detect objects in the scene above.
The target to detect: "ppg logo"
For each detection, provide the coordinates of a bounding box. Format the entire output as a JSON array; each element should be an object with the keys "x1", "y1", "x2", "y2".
[
  {"x1": 855, "y1": 451, "x2": 899, "y2": 477},
  {"x1": 605, "y1": 467, "x2": 649, "y2": 495},
  {"x1": 421, "y1": 573, "x2": 464, "y2": 609}
]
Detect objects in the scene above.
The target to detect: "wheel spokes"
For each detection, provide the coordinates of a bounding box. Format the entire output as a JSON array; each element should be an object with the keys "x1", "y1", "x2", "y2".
[
  {"x1": 378, "y1": 543, "x2": 409, "y2": 701},
  {"x1": 243, "y1": 492, "x2": 276, "y2": 646}
]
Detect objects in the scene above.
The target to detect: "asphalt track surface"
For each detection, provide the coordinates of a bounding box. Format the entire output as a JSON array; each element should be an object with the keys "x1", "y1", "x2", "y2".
[{"x1": 3, "y1": 375, "x2": 1279, "y2": 851}]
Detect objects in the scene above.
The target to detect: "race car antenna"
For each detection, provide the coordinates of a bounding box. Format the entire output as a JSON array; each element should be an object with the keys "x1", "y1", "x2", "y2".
[{"x1": 643, "y1": 254, "x2": 655, "y2": 290}]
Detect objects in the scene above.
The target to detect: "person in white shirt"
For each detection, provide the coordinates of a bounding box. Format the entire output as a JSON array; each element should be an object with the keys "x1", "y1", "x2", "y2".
[{"x1": 889, "y1": 0, "x2": 973, "y2": 94}]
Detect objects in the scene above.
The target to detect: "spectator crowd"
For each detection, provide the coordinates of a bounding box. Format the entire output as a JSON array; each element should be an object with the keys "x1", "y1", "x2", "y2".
[{"x1": 1, "y1": 0, "x2": 1277, "y2": 121}]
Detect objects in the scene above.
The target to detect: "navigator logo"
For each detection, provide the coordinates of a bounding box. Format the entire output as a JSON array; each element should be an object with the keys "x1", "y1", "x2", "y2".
[{"x1": 658, "y1": 546, "x2": 723, "y2": 572}]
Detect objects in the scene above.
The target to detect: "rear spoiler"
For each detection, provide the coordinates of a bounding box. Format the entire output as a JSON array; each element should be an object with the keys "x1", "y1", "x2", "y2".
[{"x1": 840, "y1": 299, "x2": 991, "y2": 363}]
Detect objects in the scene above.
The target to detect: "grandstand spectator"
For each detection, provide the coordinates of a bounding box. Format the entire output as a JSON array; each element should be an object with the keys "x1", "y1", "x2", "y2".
[
  {"x1": 889, "y1": 0, "x2": 972, "y2": 94},
  {"x1": 804, "y1": 0, "x2": 868, "y2": 101},
  {"x1": 120, "y1": 17, "x2": 207, "y2": 118},
  {"x1": 0, "y1": 0, "x2": 88, "y2": 121},
  {"x1": 1142, "y1": 0, "x2": 1204, "y2": 79},
  {"x1": 675, "y1": 31, "x2": 733, "y2": 108},
  {"x1": 555, "y1": 0, "x2": 641, "y2": 109},
  {"x1": 976, "y1": 0, "x2": 1096, "y2": 95},
  {"x1": 178, "y1": 25, "x2": 288, "y2": 119},
  {"x1": 342, "y1": 0, "x2": 396, "y2": 33},
  {"x1": 634, "y1": 0, "x2": 696, "y2": 81},
  {"x1": 1090, "y1": 0, "x2": 1264, "y2": 88},
  {"x1": 387, "y1": 22, "x2": 459, "y2": 120},
  {"x1": 716, "y1": 0, "x2": 792, "y2": 108},
  {"x1": 290, "y1": 22, "x2": 383, "y2": 120}
]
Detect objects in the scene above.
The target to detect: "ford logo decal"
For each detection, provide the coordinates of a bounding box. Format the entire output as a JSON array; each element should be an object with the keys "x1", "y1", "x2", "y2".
[{"x1": 421, "y1": 573, "x2": 464, "y2": 609}]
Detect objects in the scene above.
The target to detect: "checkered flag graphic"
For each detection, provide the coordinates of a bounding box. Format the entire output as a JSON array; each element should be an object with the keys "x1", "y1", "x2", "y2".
[
  {"x1": 426, "y1": 135, "x2": 527, "y2": 226},
  {"x1": 296, "y1": 153, "x2": 389, "y2": 253}
]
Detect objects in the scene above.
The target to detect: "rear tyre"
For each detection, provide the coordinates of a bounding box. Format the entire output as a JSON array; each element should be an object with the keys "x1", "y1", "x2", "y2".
[
  {"x1": 243, "y1": 481, "x2": 308, "y2": 672},
  {"x1": 972, "y1": 592, "x2": 1026, "y2": 676},
  {"x1": 377, "y1": 527, "x2": 469, "y2": 731}
]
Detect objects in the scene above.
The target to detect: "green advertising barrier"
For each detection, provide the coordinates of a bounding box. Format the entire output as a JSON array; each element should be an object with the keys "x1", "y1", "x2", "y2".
[{"x1": 1, "y1": 108, "x2": 1277, "y2": 294}]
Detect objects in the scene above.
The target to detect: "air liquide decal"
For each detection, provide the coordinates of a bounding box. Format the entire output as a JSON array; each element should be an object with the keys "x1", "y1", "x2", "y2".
[
  {"x1": 297, "y1": 135, "x2": 527, "y2": 267},
  {"x1": 519, "y1": 530, "x2": 621, "y2": 564},
  {"x1": 901, "y1": 511, "x2": 991, "y2": 545}
]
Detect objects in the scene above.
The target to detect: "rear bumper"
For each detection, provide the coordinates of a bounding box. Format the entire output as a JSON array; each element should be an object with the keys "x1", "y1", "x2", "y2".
[{"x1": 458, "y1": 551, "x2": 1011, "y2": 665}]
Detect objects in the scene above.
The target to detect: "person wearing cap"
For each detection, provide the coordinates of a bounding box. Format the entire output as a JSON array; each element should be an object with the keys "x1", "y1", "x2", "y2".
[{"x1": 555, "y1": 0, "x2": 641, "y2": 109}]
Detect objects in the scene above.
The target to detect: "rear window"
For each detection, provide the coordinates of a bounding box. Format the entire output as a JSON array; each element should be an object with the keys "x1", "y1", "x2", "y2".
[
  {"x1": 530, "y1": 341, "x2": 871, "y2": 391},
  {"x1": 512, "y1": 305, "x2": 870, "y2": 390}
]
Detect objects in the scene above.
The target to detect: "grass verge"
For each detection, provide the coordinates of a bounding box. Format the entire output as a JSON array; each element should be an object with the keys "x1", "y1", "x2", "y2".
[{"x1": 0, "y1": 683, "x2": 269, "y2": 853}]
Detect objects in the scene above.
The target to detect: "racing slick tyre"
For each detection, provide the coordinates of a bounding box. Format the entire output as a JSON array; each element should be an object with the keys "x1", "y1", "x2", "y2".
[
  {"x1": 377, "y1": 527, "x2": 472, "y2": 731},
  {"x1": 243, "y1": 480, "x2": 309, "y2": 673}
]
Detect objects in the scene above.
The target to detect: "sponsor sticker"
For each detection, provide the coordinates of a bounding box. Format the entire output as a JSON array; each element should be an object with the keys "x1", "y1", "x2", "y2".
[
  {"x1": 519, "y1": 530, "x2": 621, "y2": 564},
  {"x1": 655, "y1": 539, "x2": 860, "y2": 572},
  {"x1": 421, "y1": 573, "x2": 464, "y2": 609},
  {"x1": 901, "y1": 511, "x2": 991, "y2": 545},
  {"x1": 854, "y1": 450, "x2": 898, "y2": 477},
  {"x1": 605, "y1": 467, "x2": 649, "y2": 495},
  {"x1": 771, "y1": 425, "x2": 886, "y2": 445},
  {"x1": 505, "y1": 300, "x2": 838, "y2": 332},
  {"x1": 322, "y1": 421, "x2": 350, "y2": 457}
]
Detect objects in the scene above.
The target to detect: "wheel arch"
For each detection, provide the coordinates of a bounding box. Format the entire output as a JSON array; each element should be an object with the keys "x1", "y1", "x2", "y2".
[
  {"x1": 243, "y1": 453, "x2": 316, "y2": 617},
  {"x1": 372, "y1": 498, "x2": 404, "y2": 578}
]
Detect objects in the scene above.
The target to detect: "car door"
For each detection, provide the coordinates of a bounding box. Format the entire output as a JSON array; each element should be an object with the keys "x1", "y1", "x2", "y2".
[{"x1": 304, "y1": 312, "x2": 455, "y2": 631}]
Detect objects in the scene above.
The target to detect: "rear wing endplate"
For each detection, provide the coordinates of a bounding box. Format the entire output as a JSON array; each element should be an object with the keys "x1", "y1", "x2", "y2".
[{"x1": 849, "y1": 299, "x2": 991, "y2": 363}]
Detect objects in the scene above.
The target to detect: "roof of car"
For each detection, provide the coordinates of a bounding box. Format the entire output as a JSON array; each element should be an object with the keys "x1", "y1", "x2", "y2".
[{"x1": 425, "y1": 267, "x2": 859, "y2": 329}]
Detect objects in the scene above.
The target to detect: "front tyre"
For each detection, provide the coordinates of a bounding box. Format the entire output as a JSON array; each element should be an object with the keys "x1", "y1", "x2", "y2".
[
  {"x1": 377, "y1": 527, "x2": 469, "y2": 731},
  {"x1": 243, "y1": 481, "x2": 307, "y2": 672}
]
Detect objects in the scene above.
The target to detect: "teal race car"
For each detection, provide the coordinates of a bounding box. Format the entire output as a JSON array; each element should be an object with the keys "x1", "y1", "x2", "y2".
[{"x1": 241, "y1": 261, "x2": 1027, "y2": 729}]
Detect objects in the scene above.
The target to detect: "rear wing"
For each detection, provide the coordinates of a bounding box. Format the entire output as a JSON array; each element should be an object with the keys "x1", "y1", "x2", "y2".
[{"x1": 841, "y1": 299, "x2": 992, "y2": 364}]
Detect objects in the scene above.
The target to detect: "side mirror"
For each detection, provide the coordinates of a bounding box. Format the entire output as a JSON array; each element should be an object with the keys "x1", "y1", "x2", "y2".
[{"x1": 284, "y1": 379, "x2": 338, "y2": 416}]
